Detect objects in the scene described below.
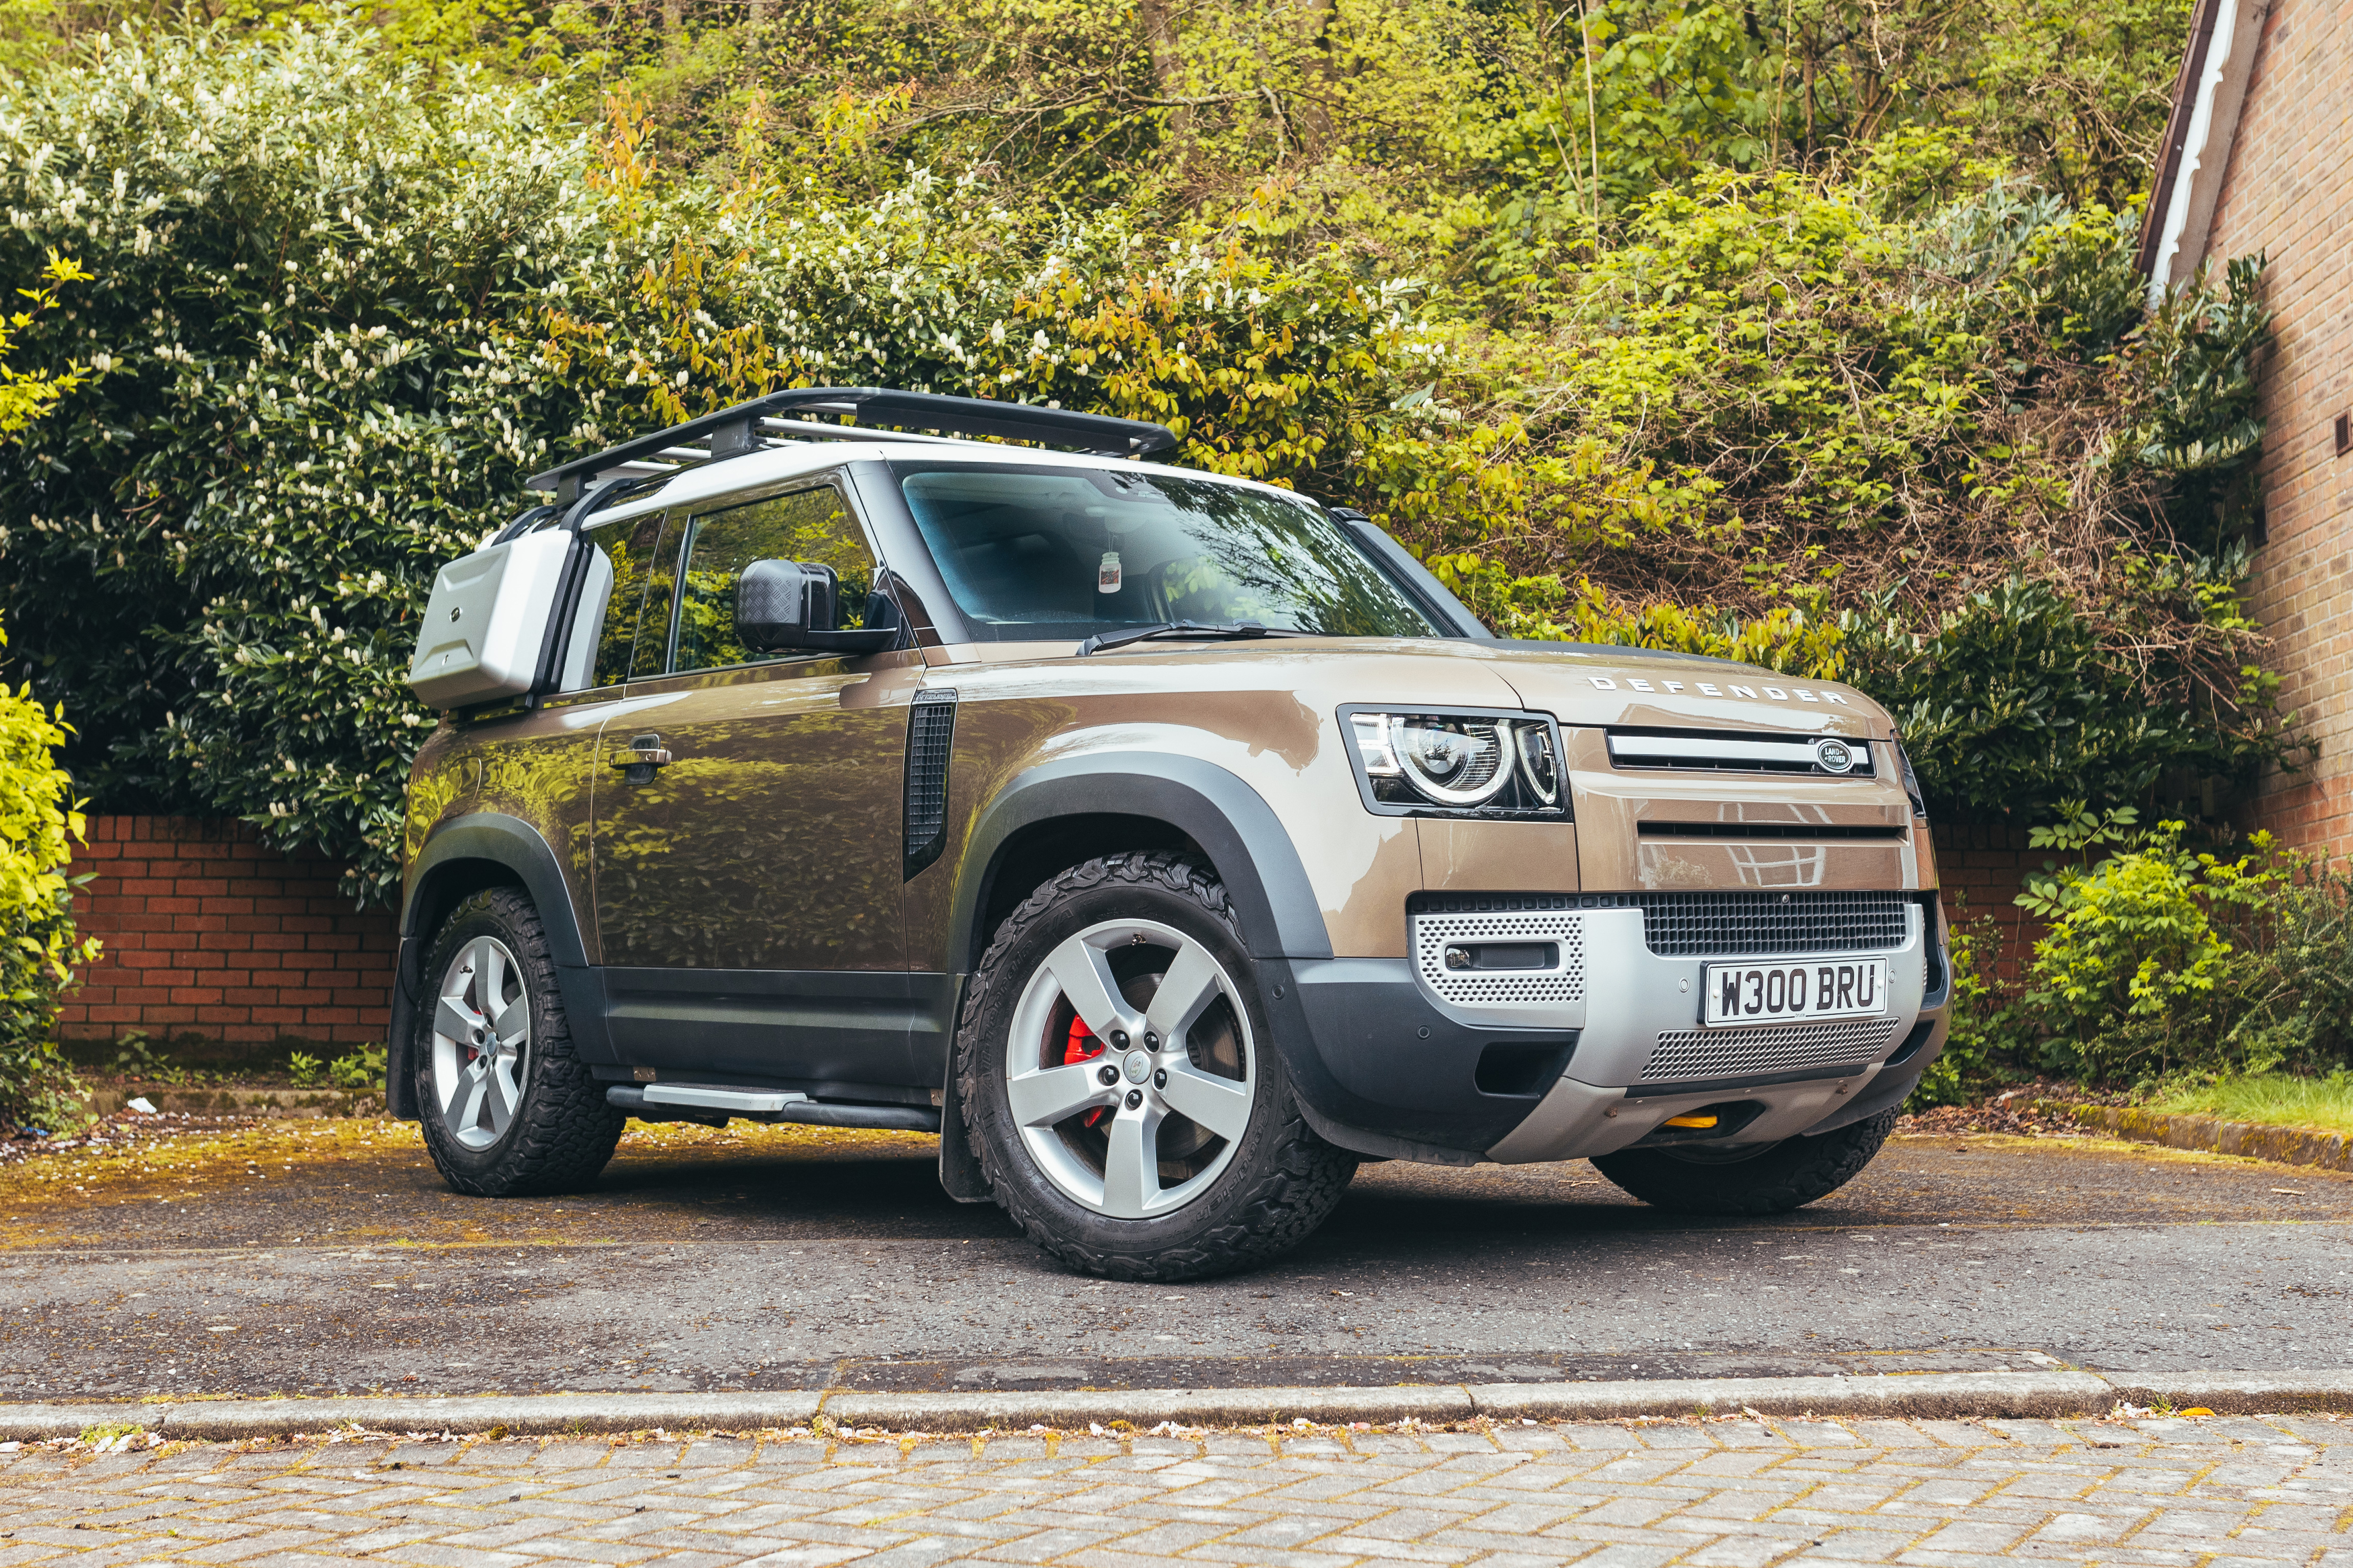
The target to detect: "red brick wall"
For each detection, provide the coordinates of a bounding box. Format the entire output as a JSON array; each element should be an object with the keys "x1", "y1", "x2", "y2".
[
  {"x1": 1931, "y1": 823, "x2": 2046, "y2": 985},
  {"x1": 57, "y1": 816, "x2": 398, "y2": 1049},
  {"x1": 2199, "y1": 0, "x2": 2353, "y2": 850}
]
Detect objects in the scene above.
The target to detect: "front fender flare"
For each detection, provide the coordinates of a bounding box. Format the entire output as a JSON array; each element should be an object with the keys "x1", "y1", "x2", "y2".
[{"x1": 948, "y1": 753, "x2": 1333, "y2": 967}]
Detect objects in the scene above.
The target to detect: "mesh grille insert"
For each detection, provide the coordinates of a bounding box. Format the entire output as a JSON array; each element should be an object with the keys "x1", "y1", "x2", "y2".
[
  {"x1": 1642, "y1": 1016, "x2": 1899, "y2": 1083},
  {"x1": 1412, "y1": 911, "x2": 1587, "y2": 1009},
  {"x1": 902, "y1": 690, "x2": 958, "y2": 879},
  {"x1": 1633, "y1": 892, "x2": 1908, "y2": 957}
]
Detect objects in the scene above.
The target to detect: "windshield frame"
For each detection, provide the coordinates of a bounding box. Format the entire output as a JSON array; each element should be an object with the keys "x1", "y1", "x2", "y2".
[{"x1": 870, "y1": 456, "x2": 1446, "y2": 646}]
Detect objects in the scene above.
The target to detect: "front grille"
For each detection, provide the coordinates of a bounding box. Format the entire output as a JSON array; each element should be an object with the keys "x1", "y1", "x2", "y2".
[
  {"x1": 902, "y1": 689, "x2": 958, "y2": 879},
  {"x1": 1411, "y1": 910, "x2": 1587, "y2": 1009},
  {"x1": 1641, "y1": 1016, "x2": 1900, "y2": 1083},
  {"x1": 1633, "y1": 892, "x2": 1908, "y2": 957},
  {"x1": 1607, "y1": 727, "x2": 1877, "y2": 778}
]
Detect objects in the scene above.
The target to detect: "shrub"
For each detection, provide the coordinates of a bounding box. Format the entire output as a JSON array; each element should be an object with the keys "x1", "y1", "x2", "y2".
[
  {"x1": 2014, "y1": 804, "x2": 2352, "y2": 1084},
  {"x1": 1906, "y1": 911, "x2": 2024, "y2": 1109},
  {"x1": 328, "y1": 1044, "x2": 388, "y2": 1092},
  {"x1": 0, "y1": 614, "x2": 97, "y2": 1132},
  {"x1": 1384, "y1": 173, "x2": 2288, "y2": 824}
]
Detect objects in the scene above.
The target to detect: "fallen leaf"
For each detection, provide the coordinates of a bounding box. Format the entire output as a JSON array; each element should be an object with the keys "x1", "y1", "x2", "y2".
[{"x1": 2177, "y1": 1407, "x2": 2215, "y2": 1418}]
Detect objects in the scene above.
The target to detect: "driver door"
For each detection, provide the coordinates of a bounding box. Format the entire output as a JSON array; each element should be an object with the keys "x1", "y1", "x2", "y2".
[{"x1": 589, "y1": 478, "x2": 926, "y2": 1091}]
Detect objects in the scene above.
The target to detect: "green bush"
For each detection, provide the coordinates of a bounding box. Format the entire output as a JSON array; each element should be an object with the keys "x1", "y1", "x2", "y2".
[
  {"x1": 1906, "y1": 912, "x2": 2025, "y2": 1109},
  {"x1": 0, "y1": 16, "x2": 2295, "y2": 890},
  {"x1": 2014, "y1": 805, "x2": 2352, "y2": 1084},
  {"x1": 0, "y1": 615, "x2": 97, "y2": 1132},
  {"x1": 328, "y1": 1045, "x2": 389, "y2": 1093}
]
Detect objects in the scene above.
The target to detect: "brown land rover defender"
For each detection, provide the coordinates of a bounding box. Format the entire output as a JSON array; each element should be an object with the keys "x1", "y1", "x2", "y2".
[{"x1": 392, "y1": 388, "x2": 1950, "y2": 1279}]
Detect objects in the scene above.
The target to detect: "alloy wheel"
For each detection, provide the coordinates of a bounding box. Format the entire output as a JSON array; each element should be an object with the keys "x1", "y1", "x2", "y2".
[
  {"x1": 430, "y1": 935, "x2": 531, "y2": 1151},
  {"x1": 1004, "y1": 918, "x2": 1256, "y2": 1219}
]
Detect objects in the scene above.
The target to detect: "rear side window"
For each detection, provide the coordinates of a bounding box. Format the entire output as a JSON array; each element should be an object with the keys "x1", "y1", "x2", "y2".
[
  {"x1": 672, "y1": 484, "x2": 881, "y2": 674},
  {"x1": 559, "y1": 512, "x2": 671, "y2": 692}
]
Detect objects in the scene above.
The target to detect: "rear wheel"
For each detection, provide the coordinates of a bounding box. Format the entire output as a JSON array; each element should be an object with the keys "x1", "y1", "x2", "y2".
[
  {"x1": 956, "y1": 852, "x2": 1356, "y2": 1280},
  {"x1": 415, "y1": 888, "x2": 625, "y2": 1197},
  {"x1": 1590, "y1": 1106, "x2": 1900, "y2": 1215}
]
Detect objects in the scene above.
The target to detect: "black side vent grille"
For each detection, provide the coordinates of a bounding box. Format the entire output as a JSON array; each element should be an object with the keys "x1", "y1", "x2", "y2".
[
  {"x1": 1635, "y1": 892, "x2": 1909, "y2": 957},
  {"x1": 903, "y1": 688, "x2": 958, "y2": 880}
]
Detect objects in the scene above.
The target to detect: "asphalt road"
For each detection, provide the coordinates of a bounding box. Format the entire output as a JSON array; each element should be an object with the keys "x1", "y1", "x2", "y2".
[{"x1": 3, "y1": 1120, "x2": 2348, "y2": 1403}]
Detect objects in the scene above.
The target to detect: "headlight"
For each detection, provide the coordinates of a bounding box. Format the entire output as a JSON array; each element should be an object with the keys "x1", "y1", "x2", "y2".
[{"x1": 1343, "y1": 707, "x2": 1571, "y2": 817}]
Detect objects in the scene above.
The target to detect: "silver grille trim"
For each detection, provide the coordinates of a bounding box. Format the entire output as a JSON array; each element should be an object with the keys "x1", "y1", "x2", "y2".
[
  {"x1": 1411, "y1": 910, "x2": 1587, "y2": 1009},
  {"x1": 1608, "y1": 730, "x2": 1876, "y2": 777},
  {"x1": 1640, "y1": 1016, "x2": 1901, "y2": 1083}
]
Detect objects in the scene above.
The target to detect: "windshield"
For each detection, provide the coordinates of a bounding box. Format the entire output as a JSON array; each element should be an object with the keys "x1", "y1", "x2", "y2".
[{"x1": 893, "y1": 463, "x2": 1439, "y2": 642}]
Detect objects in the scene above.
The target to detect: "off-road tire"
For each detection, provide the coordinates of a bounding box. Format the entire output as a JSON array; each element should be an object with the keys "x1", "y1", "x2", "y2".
[
  {"x1": 956, "y1": 852, "x2": 1356, "y2": 1280},
  {"x1": 1590, "y1": 1106, "x2": 1901, "y2": 1216},
  {"x1": 415, "y1": 888, "x2": 626, "y2": 1198}
]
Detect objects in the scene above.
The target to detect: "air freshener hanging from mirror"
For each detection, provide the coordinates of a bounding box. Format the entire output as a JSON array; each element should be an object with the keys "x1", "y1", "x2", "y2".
[{"x1": 1098, "y1": 552, "x2": 1123, "y2": 593}]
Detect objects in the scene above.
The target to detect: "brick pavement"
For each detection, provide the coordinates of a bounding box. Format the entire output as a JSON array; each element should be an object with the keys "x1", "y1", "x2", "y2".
[{"x1": 2, "y1": 1412, "x2": 2348, "y2": 1565}]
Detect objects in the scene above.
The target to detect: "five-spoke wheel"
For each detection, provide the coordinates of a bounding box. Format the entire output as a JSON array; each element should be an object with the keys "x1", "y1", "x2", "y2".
[
  {"x1": 430, "y1": 934, "x2": 532, "y2": 1151},
  {"x1": 957, "y1": 852, "x2": 1357, "y2": 1279},
  {"x1": 1005, "y1": 919, "x2": 1257, "y2": 1220},
  {"x1": 413, "y1": 887, "x2": 625, "y2": 1197}
]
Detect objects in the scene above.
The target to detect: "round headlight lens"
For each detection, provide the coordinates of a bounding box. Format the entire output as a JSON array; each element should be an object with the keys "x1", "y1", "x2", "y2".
[
  {"x1": 1514, "y1": 724, "x2": 1561, "y2": 804},
  {"x1": 1394, "y1": 716, "x2": 1513, "y2": 805}
]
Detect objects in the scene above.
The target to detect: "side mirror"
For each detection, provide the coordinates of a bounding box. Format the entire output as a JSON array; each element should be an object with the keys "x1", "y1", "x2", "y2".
[{"x1": 735, "y1": 559, "x2": 898, "y2": 654}]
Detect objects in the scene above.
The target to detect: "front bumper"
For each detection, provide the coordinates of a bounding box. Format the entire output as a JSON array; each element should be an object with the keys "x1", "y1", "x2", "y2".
[{"x1": 1263, "y1": 904, "x2": 1947, "y2": 1165}]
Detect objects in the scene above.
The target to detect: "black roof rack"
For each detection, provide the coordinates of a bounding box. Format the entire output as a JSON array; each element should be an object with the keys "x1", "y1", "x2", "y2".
[{"x1": 524, "y1": 386, "x2": 1180, "y2": 504}]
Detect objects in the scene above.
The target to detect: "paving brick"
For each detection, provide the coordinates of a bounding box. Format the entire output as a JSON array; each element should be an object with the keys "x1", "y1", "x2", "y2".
[{"x1": 17, "y1": 1418, "x2": 2346, "y2": 1563}]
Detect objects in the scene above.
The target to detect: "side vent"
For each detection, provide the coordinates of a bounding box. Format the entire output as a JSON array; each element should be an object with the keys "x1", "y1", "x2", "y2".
[{"x1": 904, "y1": 688, "x2": 959, "y2": 880}]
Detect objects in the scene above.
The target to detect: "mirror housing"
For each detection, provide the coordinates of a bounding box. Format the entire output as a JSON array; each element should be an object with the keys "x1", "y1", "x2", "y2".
[{"x1": 735, "y1": 559, "x2": 898, "y2": 654}]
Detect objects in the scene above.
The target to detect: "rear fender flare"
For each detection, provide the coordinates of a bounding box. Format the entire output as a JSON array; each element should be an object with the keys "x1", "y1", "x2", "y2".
[{"x1": 386, "y1": 813, "x2": 601, "y2": 1119}]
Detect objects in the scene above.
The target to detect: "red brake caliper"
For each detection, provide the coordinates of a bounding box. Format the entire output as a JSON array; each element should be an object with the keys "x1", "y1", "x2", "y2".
[{"x1": 1062, "y1": 1016, "x2": 1108, "y2": 1128}]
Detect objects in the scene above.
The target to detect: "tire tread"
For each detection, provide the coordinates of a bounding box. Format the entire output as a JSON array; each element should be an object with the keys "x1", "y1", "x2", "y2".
[
  {"x1": 417, "y1": 887, "x2": 625, "y2": 1198},
  {"x1": 955, "y1": 851, "x2": 1353, "y2": 1281}
]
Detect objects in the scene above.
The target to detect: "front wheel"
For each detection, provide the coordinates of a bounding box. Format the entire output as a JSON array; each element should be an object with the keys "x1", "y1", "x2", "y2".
[
  {"x1": 956, "y1": 853, "x2": 1356, "y2": 1280},
  {"x1": 414, "y1": 887, "x2": 625, "y2": 1197},
  {"x1": 1590, "y1": 1106, "x2": 1900, "y2": 1215}
]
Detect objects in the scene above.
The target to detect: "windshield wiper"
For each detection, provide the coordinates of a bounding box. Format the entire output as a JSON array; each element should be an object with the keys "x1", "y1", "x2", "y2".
[{"x1": 1077, "y1": 620, "x2": 1299, "y2": 657}]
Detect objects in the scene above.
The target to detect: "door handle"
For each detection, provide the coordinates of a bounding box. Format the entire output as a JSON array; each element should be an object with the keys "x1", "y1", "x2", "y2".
[{"x1": 612, "y1": 733, "x2": 673, "y2": 781}]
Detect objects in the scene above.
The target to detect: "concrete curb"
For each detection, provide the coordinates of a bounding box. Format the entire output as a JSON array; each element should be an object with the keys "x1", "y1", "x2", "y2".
[
  {"x1": 821, "y1": 1385, "x2": 1472, "y2": 1431},
  {"x1": 5, "y1": 1369, "x2": 2349, "y2": 1441},
  {"x1": 2045, "y1": 1100, "x2": 2351, "y2": 1173},
  {"x1": 1468, "y1": 1370, "x2": 2117, "y2": 1421}
]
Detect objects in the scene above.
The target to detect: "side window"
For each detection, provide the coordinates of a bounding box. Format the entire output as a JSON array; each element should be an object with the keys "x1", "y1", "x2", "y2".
[
  {"x1": 559, "y1": 511, "x2": 671, "y2": 692},
  {"x1": 673, "y1": 484, "x2": 882, "y2": 674},
  {"x1": 630, "y1": 515, "x2": 682, "y2": 680}
]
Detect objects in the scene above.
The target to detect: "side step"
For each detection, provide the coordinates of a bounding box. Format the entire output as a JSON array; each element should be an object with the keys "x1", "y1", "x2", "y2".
[{"x1": 605, "y1": 1083, "x2": 941, "y2": 1132}]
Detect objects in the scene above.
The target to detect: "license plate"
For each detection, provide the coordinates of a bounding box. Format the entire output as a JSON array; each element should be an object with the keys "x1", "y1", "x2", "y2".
[{"x1": 1702, "y1": 959, "x2": 1889, "y2": 1027}]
